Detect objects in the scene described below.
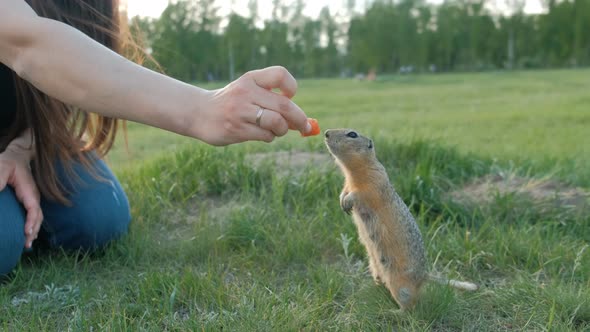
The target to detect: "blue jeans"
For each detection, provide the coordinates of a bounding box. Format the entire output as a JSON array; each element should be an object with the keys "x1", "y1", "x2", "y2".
[{"x1": 0, "y1": 153, "x2": 131, "y2": 276}]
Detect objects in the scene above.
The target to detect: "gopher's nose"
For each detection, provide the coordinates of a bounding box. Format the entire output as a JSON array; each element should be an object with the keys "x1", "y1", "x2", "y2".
[{"x1": 325, "y1": 131, "x2": 330, "y2": 138}]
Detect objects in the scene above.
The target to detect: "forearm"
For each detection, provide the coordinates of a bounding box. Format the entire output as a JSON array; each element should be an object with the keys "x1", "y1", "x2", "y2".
[
  {"x1": 4, "y1": 15, "x2": 209, "y2": 137},
  {"x1": 0, "y1": 0, "x2": 310, "y2": 147}
]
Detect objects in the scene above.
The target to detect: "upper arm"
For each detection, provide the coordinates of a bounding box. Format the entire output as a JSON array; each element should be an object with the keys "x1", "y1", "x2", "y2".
[{"x1": 0, "y1": 0, "x2": 40, "y2": 70}]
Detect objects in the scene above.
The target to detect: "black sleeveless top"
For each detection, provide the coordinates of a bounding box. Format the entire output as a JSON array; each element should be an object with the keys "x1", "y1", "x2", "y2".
[{"x1": 0, "y1": 63, "x2": 17, "y2": 131}]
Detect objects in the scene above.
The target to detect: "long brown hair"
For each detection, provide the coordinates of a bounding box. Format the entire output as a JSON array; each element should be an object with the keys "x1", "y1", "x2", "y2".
[{"x1": 1, "y1": 0, "x2": 144, "y2": 204}]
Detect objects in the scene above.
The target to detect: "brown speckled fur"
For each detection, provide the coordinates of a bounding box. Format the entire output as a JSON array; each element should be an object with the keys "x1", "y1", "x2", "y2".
[{"x1": 326, "y1": 129, "x2": 478, "y2": 309}]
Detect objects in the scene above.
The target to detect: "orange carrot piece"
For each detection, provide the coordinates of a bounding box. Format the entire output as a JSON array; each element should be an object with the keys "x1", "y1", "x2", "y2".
[{"x1": 301, "y1": 118, "x2": 321, "y2": 137}]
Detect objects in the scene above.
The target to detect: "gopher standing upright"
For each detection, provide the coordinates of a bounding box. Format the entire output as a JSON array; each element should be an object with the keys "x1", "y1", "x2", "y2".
[{"x1": 324, "y1": 129, "x2": 477, "y2": 310}]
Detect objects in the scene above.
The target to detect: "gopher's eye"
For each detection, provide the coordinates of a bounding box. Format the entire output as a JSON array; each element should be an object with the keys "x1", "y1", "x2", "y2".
[{"x1": 346, "y1": 131, "x2": 358, "y2": 138}]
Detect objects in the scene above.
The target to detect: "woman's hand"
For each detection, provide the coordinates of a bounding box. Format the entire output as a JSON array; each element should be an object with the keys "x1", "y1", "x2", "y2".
[
  {"x1": 1, "y1": 2, "x2": 310, "y2": 146},
  {"x1": 0, "y1": 131, "x2": 43, "y2": 249},
  {"x1": 192, "y1": 66, "x2": 312, "y2": 146}
]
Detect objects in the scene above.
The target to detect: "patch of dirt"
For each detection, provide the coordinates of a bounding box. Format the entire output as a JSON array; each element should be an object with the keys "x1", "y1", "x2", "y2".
[
  {"x1": 158, "y1": 151, "x2": 334, "y2": 243},
  {"x1": 245, "y1": 151, "x2": 335, "y2": 177},
  {"x1": 11, "y1": 284, "x2": 79, "y2": 307},
  {"x1": 182, "y1": 197, "x2": 239, "y2": 224},
  {"x1": 448, "y1": 174, "x2": 589, "y2": 211},
  {"x1": 168, "y1": 196, "x2": 249, "y2": 225},
  {"x1": 157, "y1": 197, "x2": 247, "y2": 243}
]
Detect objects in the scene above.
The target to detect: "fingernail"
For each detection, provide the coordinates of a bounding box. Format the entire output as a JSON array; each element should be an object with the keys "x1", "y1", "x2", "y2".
[
  {"x1": 305, "y1": 122, "x2": 312, "y2": 133},
  {"x1": 27, "y1": 228, "x2": 32, "y2": 235}
]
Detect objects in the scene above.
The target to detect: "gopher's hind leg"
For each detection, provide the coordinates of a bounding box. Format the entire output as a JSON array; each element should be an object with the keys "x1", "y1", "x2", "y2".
[
  {"x1": 384, "y1": 279, "x2": 421, "y2": 311},
  {"x1": 367, "y1": 255, "x2": 382, "y2": 284}
]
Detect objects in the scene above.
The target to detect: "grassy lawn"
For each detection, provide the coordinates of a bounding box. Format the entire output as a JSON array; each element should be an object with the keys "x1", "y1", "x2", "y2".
[{"x1": 2, "y1": 69, "x2": 589, "y2": 330}]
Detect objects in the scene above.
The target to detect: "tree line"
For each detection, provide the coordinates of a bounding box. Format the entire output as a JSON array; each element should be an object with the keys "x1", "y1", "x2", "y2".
[{"x1": 129, "y1": 0, "x2": 590, "y2": 82}]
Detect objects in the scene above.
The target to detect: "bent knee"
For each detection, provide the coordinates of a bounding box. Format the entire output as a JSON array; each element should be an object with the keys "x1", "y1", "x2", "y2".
[
  {"x1": 45, "y1": 204, "x2": 131, "y2": 251},
  {"x1": 388, "y1": 283, "x2": 420, "y2": 310},
  {"x1": 82, "y1": 207, "x2": 131, "y2": 249},
  {"x1": 0, "y1": 188, "x2": 26, "y2": 276},
  {"x1": 75, "y1": 205, "x2": 131, "y2": 250},
  {"x1": 41, "y1": 172, "x2": 132, "y2": 251}
]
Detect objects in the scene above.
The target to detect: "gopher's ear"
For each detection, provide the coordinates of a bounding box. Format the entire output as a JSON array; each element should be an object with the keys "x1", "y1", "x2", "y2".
[{"x1": 368, "y1": 140, "x2": 373, "y2": 149}]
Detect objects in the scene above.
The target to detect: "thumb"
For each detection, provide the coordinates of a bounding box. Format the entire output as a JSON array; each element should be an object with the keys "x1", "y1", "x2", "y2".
[
  {"x1": 14, "y1": 171, "x2": 41, "y2": 209},
  {"x1": 10, "y1": 168, "x2": 43, "y2": 247},
  {"x1": 0, "y1": 164, "x2": 10, "y2": 191}
]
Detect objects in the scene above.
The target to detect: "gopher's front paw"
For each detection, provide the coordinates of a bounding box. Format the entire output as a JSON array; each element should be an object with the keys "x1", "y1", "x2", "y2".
[{"x1": 340, "y1": 192, "x2": 356, "y2": 215}]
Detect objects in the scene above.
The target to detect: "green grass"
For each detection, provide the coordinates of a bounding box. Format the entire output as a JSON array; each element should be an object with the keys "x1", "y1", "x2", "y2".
[{"x1": 2, "y1": 69, "x2": 589, "y2": 330}]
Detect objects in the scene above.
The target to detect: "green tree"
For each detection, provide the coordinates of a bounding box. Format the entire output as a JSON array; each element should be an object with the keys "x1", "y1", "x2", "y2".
[
  {"x1": 224, "y1": 13, "x2": 257, "y2": 80},
  {"x1": 136, "y1": 0, "x2": 590, "y2": 80},
  {"x1": 319, "y1": 7, "x2": 340, "y2": 76},
  {"x1": 149, "y1": 0, "x2": 222, "y2": 82},
  {"x1": 572, "y1": 0, "x2": 590, "y2": 65},
  {"x1": 150, "y1": 1, "x2": 197, "y2": 81}
]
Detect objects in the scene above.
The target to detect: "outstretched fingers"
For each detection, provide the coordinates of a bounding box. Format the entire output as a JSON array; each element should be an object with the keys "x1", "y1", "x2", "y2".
[
  {"x1": 250, "y1": 66, "x2": 298, "y2": 98},
  {"x1": 253, "y1": 89, "x2": 310, "y2": 134},
  {"x1": 251, "y1": 107, "x2": 289, "y2": 137},
  {"x1": 233, "y1": 121, "x2": 276, "y2": 143},
  {"x1": 248, "y1": 67, "x2": 311, "y2": 135}
]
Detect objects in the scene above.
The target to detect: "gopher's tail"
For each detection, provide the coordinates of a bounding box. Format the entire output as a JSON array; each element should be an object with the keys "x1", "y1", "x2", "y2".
[{"x1": 428, "y1": 274, "x2": 478, "y2": 291}]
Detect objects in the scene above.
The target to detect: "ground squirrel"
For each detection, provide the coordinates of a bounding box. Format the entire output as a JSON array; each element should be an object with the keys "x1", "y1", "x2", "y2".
[{"x1": 324, "y1": 129, "x2": 477, "y2": 310}]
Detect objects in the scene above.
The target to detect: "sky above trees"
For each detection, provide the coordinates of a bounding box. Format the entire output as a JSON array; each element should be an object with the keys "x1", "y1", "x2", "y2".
[{"x1": 126, "y1": 0, "x2": 545, "y2": 19}]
